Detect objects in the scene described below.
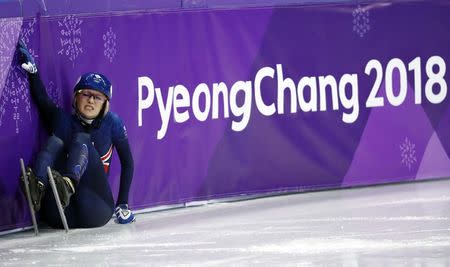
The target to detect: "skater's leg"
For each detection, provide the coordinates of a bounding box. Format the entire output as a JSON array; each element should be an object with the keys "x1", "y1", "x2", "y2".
[
  {"x1": 44, "y1": 132, "x2": 90, "y2": 212},
  {"x1": 74, "y1": 187, "x2": 114, "y2": 228},
  {"x1": 65, "y1": 132, "x2": 90, "y2": 183},
  {"x1": 40, "y1": 133, "x2": 89, "y2": 229},
  {"x1": 72, "y1": 141, "x2": 115, "y2": 228},
  {"x1": 41, "y1": 190, "x2": 77, "y2": 229},
  {"x1": 45, "y1": 133, "x2": 114, "y2": 228},
  {"x1": 20, "y1": 135, "x2": 64, "y2": 212},
  {"x1": 33, "y1": 135, "x2": 64, "y2": 186}
]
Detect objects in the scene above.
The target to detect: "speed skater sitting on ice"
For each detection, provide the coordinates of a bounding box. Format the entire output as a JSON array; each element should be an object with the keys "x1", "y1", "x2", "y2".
[{"x1": 18, "y1": 40, "x2": 135, "y2": 228}]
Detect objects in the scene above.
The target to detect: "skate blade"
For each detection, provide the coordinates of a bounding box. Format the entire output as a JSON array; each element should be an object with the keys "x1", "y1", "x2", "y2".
[
  {"x1": 20, "y1": 158, "x2": 39, "y2": 236},
  {"x1": 47, "y1": 167, "x2": 70, "y2": 233}
]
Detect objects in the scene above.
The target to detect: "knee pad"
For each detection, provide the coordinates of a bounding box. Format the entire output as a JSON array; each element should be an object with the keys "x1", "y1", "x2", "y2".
[
  {"x1": 45, "y1": 135, "x2": 64, "y2": 154},
  {"x1": 73, "y1": 133, "x2": 91, "y2": 145}
]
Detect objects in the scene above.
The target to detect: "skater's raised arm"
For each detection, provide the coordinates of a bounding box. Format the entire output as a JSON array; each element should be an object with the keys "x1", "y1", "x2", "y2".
[
  {"x1": 17, "y1": 40, "x2": 59, "y2": 130},
  {"x1": 28, "y1": 73, "x2": 58, "y2": 116}
]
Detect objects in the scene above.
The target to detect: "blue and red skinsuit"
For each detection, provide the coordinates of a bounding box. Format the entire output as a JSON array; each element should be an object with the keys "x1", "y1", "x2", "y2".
[{"x1": 28, "y1": 73, "x2": 134, "y2": 228}]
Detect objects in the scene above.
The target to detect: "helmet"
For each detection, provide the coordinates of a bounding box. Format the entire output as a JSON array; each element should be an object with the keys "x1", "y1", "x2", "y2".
[{"x1": 73, "y1": 72, "x2": 112, "y2": 100}]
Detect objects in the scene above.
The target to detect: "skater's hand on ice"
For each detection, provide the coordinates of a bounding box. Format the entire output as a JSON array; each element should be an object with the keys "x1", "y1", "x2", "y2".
[
  {"x1": 115, "y1": 204, "x2": 136, "y2": 224},
  {"x1": 17, "y1": 40, "x2": 37, "y2": 74}
]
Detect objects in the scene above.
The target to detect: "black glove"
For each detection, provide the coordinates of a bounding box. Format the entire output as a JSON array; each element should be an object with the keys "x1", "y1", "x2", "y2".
[{"x1": 17, "y1": 39, "x2": 37, "y2": 74}]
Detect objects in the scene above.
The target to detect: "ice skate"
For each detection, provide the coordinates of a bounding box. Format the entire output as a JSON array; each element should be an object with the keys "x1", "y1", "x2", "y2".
[
  {"x1": 20, "y1": 167, "x2": 45, "y2": 212},
  {"x1": 49, "y1": 169, "x2": 76, "y2": 209},
  {"x1": 47, "y1": 167, "x2": 71, "y2": 233}
]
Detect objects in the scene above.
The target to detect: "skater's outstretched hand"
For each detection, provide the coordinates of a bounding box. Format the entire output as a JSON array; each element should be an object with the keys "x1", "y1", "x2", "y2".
[
  {"x1": 115, "y1": 204, "x2": 136, "y2": 224},
  {"x1": 17, "y1": 39, "x2": 37, "y2": 74}
]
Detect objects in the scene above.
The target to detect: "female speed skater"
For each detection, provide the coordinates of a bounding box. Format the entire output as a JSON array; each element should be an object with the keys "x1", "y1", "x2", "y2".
[{"x1": 18, "y1": 40, "x2": 135, "y2": 228}]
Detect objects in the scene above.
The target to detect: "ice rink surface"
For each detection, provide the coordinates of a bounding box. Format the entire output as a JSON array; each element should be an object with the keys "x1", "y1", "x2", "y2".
[{"x1": 2, "y1": 179, "x2": 450, "y2": 266}]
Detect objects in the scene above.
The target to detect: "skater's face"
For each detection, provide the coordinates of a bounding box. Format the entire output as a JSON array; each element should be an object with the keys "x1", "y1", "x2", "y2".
[{"x1": 75, "y1": 89, "x2": 107, "y2": 119}]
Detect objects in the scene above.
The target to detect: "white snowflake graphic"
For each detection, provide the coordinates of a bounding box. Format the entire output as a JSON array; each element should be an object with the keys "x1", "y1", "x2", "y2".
[
  {"x1": 352, "y1": 5, "x2": 370, "y2": 38},
  {"x1": 0, "y1": 18, "x2": 36, "y2": 134},
  {"x1": 58, "y1": 15, "x2": 83, "y2": 64},
  {"x1": 0, "y1": 18, "x2": 22, "y2": 91},
  {"x1": 19, "y1": 18, "x2": 37, "y2": 46},
  {"x1": 0, "y1": 67, "x2": 32, "y2": 134},
  {"x1": 182, "y1": 0, "x2": 207, "y2": 8},
  {"x1": 399, "y1": 137, "x2": 417, "y2": 171},
  {"x1": 103, "y1": 27, "x2": 117, "y2": 63}
]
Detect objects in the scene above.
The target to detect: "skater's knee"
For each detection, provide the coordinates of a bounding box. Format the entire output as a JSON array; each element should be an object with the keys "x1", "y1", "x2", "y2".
[
  {"x1": 34, "y1": 150, "x2": 55, "y2": 180},
  {"x1": 73, "y1": 132, "x2": 91, "y2": 145},
  {"x1": 45, "y1": 135, "x2": 64, "y2": 154},
  {"x1": 35, "y1": 150, "x2": 53, "y2": 165},
  {"x1": 48, "y1": 135, "x2": 64, "y2": 146}
]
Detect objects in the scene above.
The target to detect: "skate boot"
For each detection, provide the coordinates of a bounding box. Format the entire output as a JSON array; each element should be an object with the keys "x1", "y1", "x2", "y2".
[
  {"x1": 20, "y1": 167, "x2": 45, "y2": 212},
  {"x1": 50, "y1": 169, "x2": 76, "y2": 209}
]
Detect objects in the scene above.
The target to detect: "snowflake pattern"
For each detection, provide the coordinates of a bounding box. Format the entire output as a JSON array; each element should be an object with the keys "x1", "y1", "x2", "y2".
[
  {"x1": 58, "y1": 15, "x2": 83, "y2": 64},
  {"x1": 103, "y1": 27, "x2": 117, "y2": 63},
  {"x1": 352, "y1": 5, "x2": 370, "y2": 38},
  {"x1": 0, "y1": 18, "x2": 22, "y2": 91},
  {"x1": 0, "y1": 66, "x2": 32, "y2": 134},
  {"x1": 19, "y1": 18, "x2": 37, "y2": 45},
  {"x1": 0, "y1": 18, "x2": 36, "y2": 134},
  {"x1": 182, "y1": 0, "x2": 207, "y2": 8},
  {"x1": 399, "y1": 137, "x2": 417, "y2": 171}
]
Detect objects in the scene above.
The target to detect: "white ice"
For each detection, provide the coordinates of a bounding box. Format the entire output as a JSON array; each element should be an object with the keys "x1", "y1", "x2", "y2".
[{"x1": 1, "y1": 179, "x2": 450, "y2": 266}]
